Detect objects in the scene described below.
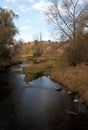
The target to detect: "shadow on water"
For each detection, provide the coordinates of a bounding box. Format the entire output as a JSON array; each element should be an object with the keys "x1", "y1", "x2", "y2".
[{"x1": 0, "y1": 64, "x2": 88, "y2": 130}]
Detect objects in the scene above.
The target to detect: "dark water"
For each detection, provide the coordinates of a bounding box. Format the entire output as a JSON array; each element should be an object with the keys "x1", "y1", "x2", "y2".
[{"x1": 0, "y1": 64, "x2": 88, "y2": 130}]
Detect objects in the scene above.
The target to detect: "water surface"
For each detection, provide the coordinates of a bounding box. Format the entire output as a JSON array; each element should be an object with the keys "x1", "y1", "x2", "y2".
[{"x1": 0, "y1": 64, "x2": 88, "y2": 130}]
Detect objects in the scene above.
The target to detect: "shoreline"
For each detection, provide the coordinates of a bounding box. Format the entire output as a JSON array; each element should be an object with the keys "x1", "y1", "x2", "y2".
[
  {"x1": 50, "y1": 64, "x2": 88, "y2": 106},
  {"x1": 22, "y1": 57, "x2": 88, "y2": 105},
  {"x1": 0, "y1": 60, "x2": 22, "y2": 72}
]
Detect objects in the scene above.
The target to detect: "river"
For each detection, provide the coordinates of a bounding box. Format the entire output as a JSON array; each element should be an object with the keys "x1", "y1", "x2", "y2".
[{"x1": 0, "y1": 63, "x2": 88, "y2": 130}]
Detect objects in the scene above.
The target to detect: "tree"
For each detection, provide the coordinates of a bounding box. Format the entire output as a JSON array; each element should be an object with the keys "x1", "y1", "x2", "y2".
[
  {"x1": 10, "y1": 39, "x2": 24, "y2": 58},
  {"x1": 44, "y1": 0, "x2": 88, "y2": 42},
  {"x1": 66, "y1": 30, "x2": 88, "y2": 65},
  {"x1": 0, "y1": 7, "x2": 18, "y2": 45},
  {"x1": 39, "y1": 32, "x2": 43, "y2": 41},
  {"x1": 32, "y1": 32, "x2": 43, "y2": 57},
  {"x1": 44, "y1": 0, "x2": 88, "y2": 65},
  {"x1": 33, "y1": 40, "x2": 43, "y2": 57},
  {"x1": 0, "y1": 44, "x2": 10, "y2": 61},
  {"x1": 33, "y1": 32, "x2": 43, "y2": 41},
  {"x1": 0, "y1": 7, "x2": 18, "y2": 63}
]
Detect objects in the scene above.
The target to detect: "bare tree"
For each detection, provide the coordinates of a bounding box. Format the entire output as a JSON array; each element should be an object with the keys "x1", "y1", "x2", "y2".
[
  {"x1": 33, "y1": 32, "x2": 43, "y2": 41},
  {"x1": 44, "y1": 0, "x2": 88, "y2": 42},
  {"x1": 39, "y1": 32, "x2": 43, "y2": 41}
]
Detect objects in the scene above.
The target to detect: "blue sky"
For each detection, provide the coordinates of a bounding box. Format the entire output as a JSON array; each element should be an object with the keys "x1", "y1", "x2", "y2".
[
  {"x1": 0, "y1": 0, "x2": 86, "y2": 42},
  {"x1": 0, "y1": 0, "x2": 53, "y2": 42}
]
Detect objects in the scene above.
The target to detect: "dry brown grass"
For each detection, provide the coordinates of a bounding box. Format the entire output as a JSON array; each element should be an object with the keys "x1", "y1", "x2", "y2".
[{"x1": 51, "y1": 64, "x2": 88, "y2": 104}]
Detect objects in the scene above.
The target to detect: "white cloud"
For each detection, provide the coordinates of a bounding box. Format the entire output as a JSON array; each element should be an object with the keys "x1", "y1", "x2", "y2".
[
  {"x1": 19, "y1": 5, "x2": 30, "y2": 12},
  {"x1": 19, "y1": 25, "x2": 31, "y2": 31},
  {"x1": 5, "y1": 0, "x2": 16, "y2": 3},
  {"x1": 27, "y1": 19, "x2": 31, "y2": 23},
  {"x1": 27, "y1": 0, "x2": 34, "y2": 3},
  {"x1": 32, "y1": 1, "x2": 44, "y2": 10},
  {"x1": 32, "y1": 0, "x2": 53, "y2": 11},
  {"x1": 3, "y1": 5, "x2": 9, "y2": 9}
]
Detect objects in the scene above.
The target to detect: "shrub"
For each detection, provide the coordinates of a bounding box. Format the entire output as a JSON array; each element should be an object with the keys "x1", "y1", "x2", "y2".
[
  {"x1": 33, "y1": 41, "x2": 43, "y2": 57},
  {"x1": 33, "y1": 47, "x2": 43, "y2": 57},
  {"x1": 0, "y1": 45, "x2": 10, "y2": 61},
  {"x1": 66, "y1": 41, "x2": 88, "y2": 66},
  {"x1": 33, "y1": 70, "x2": 44, "y2": 78}
]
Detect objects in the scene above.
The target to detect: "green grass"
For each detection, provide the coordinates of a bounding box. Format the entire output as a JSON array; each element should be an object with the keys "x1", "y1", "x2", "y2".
[{"x1": 22, "y1": 57, "x2": 69, "y2": 82}]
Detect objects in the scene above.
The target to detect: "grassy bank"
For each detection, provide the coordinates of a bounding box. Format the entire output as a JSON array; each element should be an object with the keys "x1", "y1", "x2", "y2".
[
  {"x1": 51, "y1": 64, "x2": 88, "y2": 104},
  {"x1": 22, "y1": 57, "x2": 88, "y2": 104},
  {"x1": 22, "y1": 57, "x2": 68, "y2": 80}
]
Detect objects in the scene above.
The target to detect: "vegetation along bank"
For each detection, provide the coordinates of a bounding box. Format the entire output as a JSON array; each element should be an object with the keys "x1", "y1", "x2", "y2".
[{"x1": 22, "y1": 56, "x2": 88, "y2": 105}]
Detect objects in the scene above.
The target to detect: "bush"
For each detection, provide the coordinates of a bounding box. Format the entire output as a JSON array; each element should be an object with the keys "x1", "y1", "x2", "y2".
[
  {"x1": 0, "y1": 45, "x2": 11, "y2": 61},
  {"x1": 33, "y1": 47, "x2": 43, "y2": 57},
  {"x1": 33, "y1": 41, "x2": 43, "y2": 57},
  {"x1": 66, "y1": 41, "x2": 88, "y2": 66},
  {"x1": 33, "y1": 70, "x2": 44, "y2": 78}
]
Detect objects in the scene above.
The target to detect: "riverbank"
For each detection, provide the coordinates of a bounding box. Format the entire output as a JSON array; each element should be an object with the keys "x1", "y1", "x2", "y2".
[
  {"x1": 0, "y1": 59, "x2": 22, "y2": 71},
  {"x1": 51, "y1": 63, "x2": 88, "y2": 105},
  {"x1": 22, "y1": 57, "x2": 88, "y2": 105}
]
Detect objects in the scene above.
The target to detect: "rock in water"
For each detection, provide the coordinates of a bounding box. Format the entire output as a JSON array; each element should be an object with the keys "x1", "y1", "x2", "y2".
[
  {"x1": 54, "y1": 86, "x2": 62, "y2": 91},
  {"x1": 74, "y1": 99, "x2": 79, "y2": 103},
  {"x1": 67, "y1": 91, "x2": 72, "y2": 94}
]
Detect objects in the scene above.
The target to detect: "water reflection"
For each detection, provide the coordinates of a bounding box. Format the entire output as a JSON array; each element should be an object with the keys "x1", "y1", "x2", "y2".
[
  {"x1": 0, "y1": 64, "x2": 88, "y2": 130},
  {"x1": 29, "y1": 76, "x2": 60, "y2": 88}
]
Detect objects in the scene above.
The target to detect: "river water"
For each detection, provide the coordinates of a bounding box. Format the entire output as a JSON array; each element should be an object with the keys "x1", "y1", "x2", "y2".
[{"x1": 0, "y1": 63, "x2": 88, "y2": 130}]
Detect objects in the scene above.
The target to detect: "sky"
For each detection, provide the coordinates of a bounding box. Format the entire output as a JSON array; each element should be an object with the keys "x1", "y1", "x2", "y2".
[
  {"x1": 0, "y1": 0, "x2": 53, "y2": 42},
  {"x1": 0, "y1": 0, "x2": 87, "y2": 42}
]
